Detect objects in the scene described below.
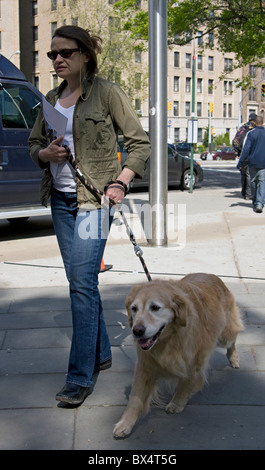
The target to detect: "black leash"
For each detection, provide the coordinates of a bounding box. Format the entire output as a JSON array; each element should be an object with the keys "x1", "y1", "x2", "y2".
[{"x1": 64, "y1": 145, "x2": 152, "y2": 282}]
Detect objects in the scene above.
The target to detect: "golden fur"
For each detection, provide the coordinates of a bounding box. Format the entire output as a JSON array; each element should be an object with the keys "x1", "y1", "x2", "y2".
[{"x1": 113, "y1": 273, "x2": 243, "y2": 438}]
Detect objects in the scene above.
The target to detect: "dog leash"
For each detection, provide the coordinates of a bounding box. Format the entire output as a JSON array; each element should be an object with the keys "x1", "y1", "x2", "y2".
[{"x1": 64, "y1": 145, "x2": 152, "y2": 282}]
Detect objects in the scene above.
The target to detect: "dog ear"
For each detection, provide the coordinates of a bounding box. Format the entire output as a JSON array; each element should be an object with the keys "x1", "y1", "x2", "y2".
[
  {"x1": 125, "y1": 285, "x2": 142, "y2": 327},
  {"x1": 170, "y1": 293, "x2": 190, "y2": 327}
]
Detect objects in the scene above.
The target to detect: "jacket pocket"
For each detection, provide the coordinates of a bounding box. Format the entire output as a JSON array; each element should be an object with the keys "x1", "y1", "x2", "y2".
[{"x1": 83, "y1": 112, "x2": 109, "y2": 149}]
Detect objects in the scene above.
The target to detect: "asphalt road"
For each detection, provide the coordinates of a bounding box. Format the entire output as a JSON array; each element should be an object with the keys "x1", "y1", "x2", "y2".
[{"x1": 0, "y1": 160, "x2": 241, "y2": 265}]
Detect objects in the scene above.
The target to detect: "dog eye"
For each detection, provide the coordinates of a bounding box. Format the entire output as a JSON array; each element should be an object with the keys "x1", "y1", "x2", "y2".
[
  {"x1": 150, "y1": 304, "x2": 160, "y2": 312},
  {"x1": 131, "y1": 304, "x2": 138, "y2": 313}
]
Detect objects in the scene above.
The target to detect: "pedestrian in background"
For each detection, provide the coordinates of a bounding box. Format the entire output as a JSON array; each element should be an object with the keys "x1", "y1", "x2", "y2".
[
  {"x1": 29, "y1": 25, "x2": 151, "y2": 406},
  {"x1": 233, "y1": 113, "x2": 257, "y2": 199},
  {"x1": 237, "y1": 115, "x2": 265, "y2": 213}
]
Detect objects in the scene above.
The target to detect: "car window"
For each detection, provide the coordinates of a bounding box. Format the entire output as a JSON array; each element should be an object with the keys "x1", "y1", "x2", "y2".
[
  {"x1": 168, "y1": 146, "x2": 175, "y2": 157},
  {"x1": 0, "y1": 82, "x2": 41, "y2": 129}
]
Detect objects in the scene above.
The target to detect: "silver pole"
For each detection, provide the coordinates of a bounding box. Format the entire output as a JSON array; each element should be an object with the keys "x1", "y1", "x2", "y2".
[{"x1": 148, "y1": 0, "x2": 168, "y2": 246}]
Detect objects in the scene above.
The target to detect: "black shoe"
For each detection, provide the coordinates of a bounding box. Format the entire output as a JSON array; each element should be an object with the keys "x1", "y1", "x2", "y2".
[
  {"x1": 94, "y1": 358, "x2": 112, "y2": 373},
  {"x1": 56, "y1": 383, "x2": 92, "y2": 405},
  {"x1": 255, "y1": 206, "x2": 263, "y2": 213}
]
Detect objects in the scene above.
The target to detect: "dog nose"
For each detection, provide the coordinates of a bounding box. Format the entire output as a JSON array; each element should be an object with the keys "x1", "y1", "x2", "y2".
[{"x1": 133, "y1": 325, "x2": 146, "y2": 337}]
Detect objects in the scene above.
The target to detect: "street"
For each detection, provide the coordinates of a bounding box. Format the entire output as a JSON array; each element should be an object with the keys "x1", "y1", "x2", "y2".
[{"x1": 0, "y1": 160, "x2": 241, "y2": 268}]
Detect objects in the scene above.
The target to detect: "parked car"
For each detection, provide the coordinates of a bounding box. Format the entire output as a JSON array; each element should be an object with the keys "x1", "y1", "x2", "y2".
[
  {"x1": 212, "y1": 146, "x2": 236, "y2": 160},
  {"x1": 200, "y1": 146, "x2": 236, "y2": 160},
  {"x1": 0, "y1": 54, "x2": 46, "y2": 222},
  {"x1": 174, "y1": 142, "x2": 192, "y2": 156},
  {"x1": 119, "y1": 139, "x2": 203, "y2": 190}
]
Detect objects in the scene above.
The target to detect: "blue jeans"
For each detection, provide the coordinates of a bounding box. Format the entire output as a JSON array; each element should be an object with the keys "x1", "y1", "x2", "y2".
[
  {"x1": 51, "y1": 189, "x2": 113, "y2": 388},
  {"x1": 249, "y1": 167, "x2": 265, "y2": 208}
]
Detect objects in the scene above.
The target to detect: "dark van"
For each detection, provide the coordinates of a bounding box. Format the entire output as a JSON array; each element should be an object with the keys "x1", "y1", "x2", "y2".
[{"x1": 0, "y1": 54, "x2": 49, "y2": 221}]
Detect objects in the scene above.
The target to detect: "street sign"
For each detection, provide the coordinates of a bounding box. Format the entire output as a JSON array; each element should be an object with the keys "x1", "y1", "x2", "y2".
[{"x1": 188, "y1": 119, "x2": 198, "y2": 143}]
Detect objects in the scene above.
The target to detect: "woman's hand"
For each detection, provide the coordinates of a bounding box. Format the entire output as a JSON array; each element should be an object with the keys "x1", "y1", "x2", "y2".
[
  {"x1": 103, "y1": 168, "x2": 136, "y2": 206},
  {"x1": 39, "y1": 136, "x2": 68, "y2": 164},
  {"x1": 104, "y1": 183, "x2": 126, "y2": 205}
]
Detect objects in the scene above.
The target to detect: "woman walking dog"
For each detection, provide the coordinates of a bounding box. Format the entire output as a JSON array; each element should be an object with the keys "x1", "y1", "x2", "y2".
[{"x1": 29, "y1": 25, "x2": 150, "y2": 405}]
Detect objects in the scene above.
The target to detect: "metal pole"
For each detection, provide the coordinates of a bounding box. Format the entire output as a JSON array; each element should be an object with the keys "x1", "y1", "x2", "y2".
[
  {"x1": 148, "y1": 0, "x2": 168, "y2": 246},
  {"x1": 189, "y1": 51, "x2": 196, "y2": 193}
]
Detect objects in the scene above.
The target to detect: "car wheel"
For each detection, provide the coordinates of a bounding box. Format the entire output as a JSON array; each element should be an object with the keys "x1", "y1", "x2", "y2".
[
  {"x1": 216, "y1": 156, "x2": 221, "y2": 160},
  {"x1": 181, "y1": 169, "x2": 196, "y2": 190}
]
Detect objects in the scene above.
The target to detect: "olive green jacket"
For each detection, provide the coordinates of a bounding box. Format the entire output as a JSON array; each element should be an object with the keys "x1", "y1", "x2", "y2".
[{"x1": 29, "y1": 73, "x2": 151, "y2": 209}]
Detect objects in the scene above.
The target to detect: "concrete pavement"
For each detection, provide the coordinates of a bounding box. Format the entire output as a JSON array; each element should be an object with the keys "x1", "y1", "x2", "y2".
[{"x1": 1, "y1": 162, "x2": 265, "y2": 451}]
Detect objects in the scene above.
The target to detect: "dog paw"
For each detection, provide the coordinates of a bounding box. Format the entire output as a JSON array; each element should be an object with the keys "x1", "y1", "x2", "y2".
[
  {"x1": 113, "y1": 420, "x2": 133, "y2": 439},
  {"x1": 227, "y1": 351, "x2": 240, "y2": 368},
  {"x1": 165, "y1": 402, "x2": 185, "y2": 414}
]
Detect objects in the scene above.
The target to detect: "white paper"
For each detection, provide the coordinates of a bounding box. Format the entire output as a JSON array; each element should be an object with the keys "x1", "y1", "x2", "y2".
[{"x1": 42, "y1": 96, "x2": 68, "y2": 138}]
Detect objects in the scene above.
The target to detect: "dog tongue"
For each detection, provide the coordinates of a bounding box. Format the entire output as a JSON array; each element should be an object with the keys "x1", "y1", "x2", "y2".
[{"x1": 138, "y1": 337, "x2": 153, "y2": 350}]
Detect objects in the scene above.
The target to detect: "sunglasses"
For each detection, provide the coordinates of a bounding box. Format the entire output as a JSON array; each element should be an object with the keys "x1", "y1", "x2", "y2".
[{"x1": 47, "y1": 48, "x2": 80, "y2": 61}]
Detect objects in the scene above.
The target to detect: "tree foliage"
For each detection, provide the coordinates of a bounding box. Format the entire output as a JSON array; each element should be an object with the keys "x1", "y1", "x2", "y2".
[
  {"x1": 64, "y1": 0, "x2": 148, "y2": 101},
  {"x1": 115, "y1": 0, "x2": 265, "y2": 85}
]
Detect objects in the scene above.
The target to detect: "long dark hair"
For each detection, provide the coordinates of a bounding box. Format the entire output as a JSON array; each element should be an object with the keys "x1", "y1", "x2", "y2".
[{"x1": 52, "y1": 25, "x2": 102, "y2": 74}]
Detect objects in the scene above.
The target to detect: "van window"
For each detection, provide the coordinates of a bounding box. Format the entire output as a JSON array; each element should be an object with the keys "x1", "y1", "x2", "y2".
[{"x1": 0, "y1": 82, "x2": 41, "y2": 129}]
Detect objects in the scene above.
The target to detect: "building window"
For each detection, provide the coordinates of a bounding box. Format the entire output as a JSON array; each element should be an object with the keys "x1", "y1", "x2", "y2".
[
  {"x1": 208, "y1": 79, "x2": 213, "y2": 94},
  {"x1": 224, "y1": 58, "x2": 233, "y2": 71},
  {"x1": 173, "y1": 76, "x2": 179, "y2": 92},
  {"x1": 174, "y1": 128, "x2": 180, "y2": 142},
  {"x1": 33, "y1": 26, "x2": 38, "y2": 41},
  {"x1": 198, "y1": 31, "x2": 203, "y2": 46},
  {"x1": 32, "y1": 1, "x2": 38, "y2": 16},
  {"x1": 223, "y1": 103, "x2": 227, "y2": 117},
  {"x1": 185, "y1": 77, "x2": 191, "y2": 93},
  {"x1": 51, "y1": 0, "x2": 57, "y2": 11},
  {"x1": 34, "y1": 76, "x2": 39, "y2": 89},
  {"x1": 185, "y1": 101, "x2": 190, "y2": 116},
  {"x1": 33, "y1": 51, "x2": 39, "y2": 67},
  {"x1": 249, "y1": 88, "x2": 256, "y2": 101},
  {"x1": 197, "y1": 102, "x2": 202, "y2": 117},
  {"x1": 135, "y1": 48, "x2": 141, "y2": 63},
  {"x1": 135, "y1": 73, "x2": 141, "y2": 90},
  {"x1": 135, "y1": 98, "x2": 141, "y2": 112},
  {"x1": 208, "y1": 33, "x2": 214, "y2": 47},
  {"x1": 51, "y1": 22, "x2": 57, "y2": 36},
  {"x1": 249, "y1": 65, "x2": 256, "y2": 78},
  {"x1": 228, "y1": 103, "x2": 232, "y2": 118},
  {"x1": 197, "y1": 54, "x2": 203, "y2": 70},
  {"x1": 186, "y1": 53, "x2": 191, "y2": 68},
  {"x1": 53, "y1": 74, "x2": 59, "y2": 88},
  {"x1": 174, "y1": 51, "x2": 179, "y2": 67},
  {"x1": 208, "y1": 56, "x2": 214, "y2": 71},
  {"x1": 173, "y1": 101, "x2": 179, "y2": 116},
  {"x1": 197, "y1": 78, "x2": 202, "y2": 93}
]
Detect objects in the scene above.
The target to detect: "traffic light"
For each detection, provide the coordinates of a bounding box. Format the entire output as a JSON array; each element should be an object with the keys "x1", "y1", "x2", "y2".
[
  {"x1": 209, "y1": 102, "x2": 213, "y2": 113},
  {"x1": 168, "y1": 101, "x2": 172, "y2": 111},
  {"x1": 262, "y1": 84, "x2": 265, "y2": 96}
]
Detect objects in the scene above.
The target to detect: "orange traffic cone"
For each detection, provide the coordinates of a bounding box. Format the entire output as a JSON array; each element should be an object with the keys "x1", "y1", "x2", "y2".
[{"x1": 100, "y1": 258, "x2": 113, "y2": 273}]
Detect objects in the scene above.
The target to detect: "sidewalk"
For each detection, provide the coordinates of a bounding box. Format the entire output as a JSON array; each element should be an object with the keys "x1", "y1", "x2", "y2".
[{"x1": 1, "y1": 176, "x2": 265, "y2": 451}]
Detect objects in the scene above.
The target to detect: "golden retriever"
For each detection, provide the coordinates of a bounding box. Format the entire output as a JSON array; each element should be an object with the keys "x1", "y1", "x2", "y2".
[{"x1": 113, "y1": 273, "x2": 243, "y2": 438}]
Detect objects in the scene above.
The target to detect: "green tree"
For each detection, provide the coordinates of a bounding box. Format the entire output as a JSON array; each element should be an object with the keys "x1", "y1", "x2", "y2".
[
  {"x1": 62, "y1": 0, "x2": 148, "y2": 102},
  {"x1": 115, "y1": 0, "x2": 265, "y2": 87}
]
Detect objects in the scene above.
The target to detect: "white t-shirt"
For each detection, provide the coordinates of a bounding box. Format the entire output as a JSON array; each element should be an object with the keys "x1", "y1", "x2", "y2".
[{"x1": 50, "y1": 100, "x2": 76, "y2": 192}]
